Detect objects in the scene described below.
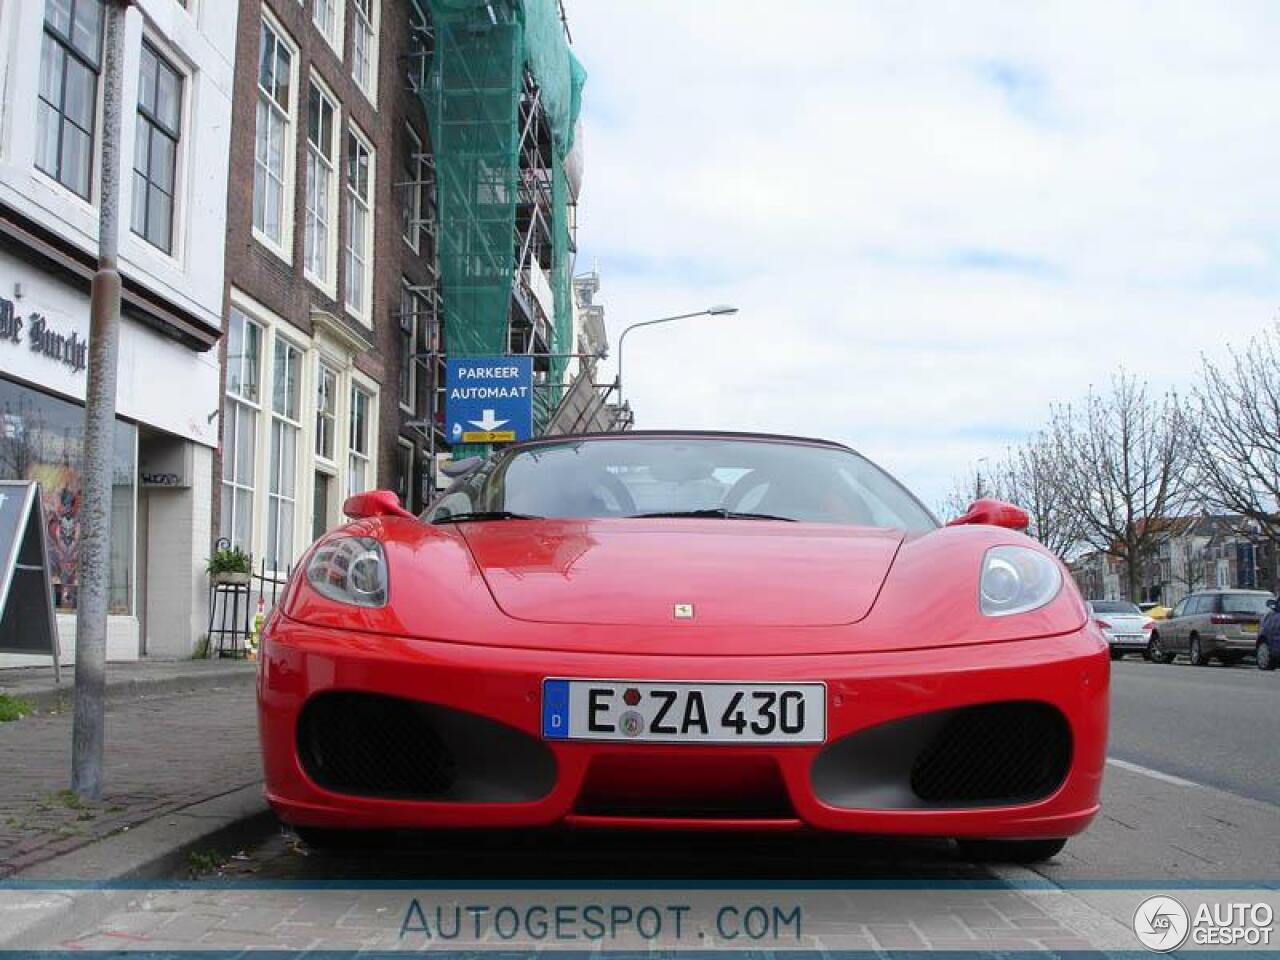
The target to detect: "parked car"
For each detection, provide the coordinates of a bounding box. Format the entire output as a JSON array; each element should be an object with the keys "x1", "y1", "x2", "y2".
[
  {"x1": 1088, "y1": 600, "x2": 1154, "y2": 660},
  {"x1": 1147, "y1": 589, "x2": 1272, "y2": 666},
  {"x1": 1257, "y1": 598, "x2": 1279, "y2": 671},
  {"x1": 259, "y1": 431, "x2": 1108, "y2": 864}
]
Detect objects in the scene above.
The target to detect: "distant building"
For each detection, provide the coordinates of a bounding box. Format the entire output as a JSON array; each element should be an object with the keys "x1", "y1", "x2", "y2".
[{"x1": 0, "y1": 0, "x2": 238, "y2": 663}]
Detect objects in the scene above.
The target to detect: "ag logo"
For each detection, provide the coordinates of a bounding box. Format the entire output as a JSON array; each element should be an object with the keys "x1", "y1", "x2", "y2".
[{"x1": 1133, "y1": 895, "x2": 1190, "y2": 952}]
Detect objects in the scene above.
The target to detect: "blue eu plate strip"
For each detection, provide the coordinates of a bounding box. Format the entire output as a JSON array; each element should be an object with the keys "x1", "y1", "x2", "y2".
[{"x1": 542, "y1": 678, "x2": 570, "y2": 739}]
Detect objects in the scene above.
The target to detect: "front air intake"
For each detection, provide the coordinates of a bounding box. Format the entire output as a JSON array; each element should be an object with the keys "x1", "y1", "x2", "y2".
[
  {"x1": 909, "y1": 701, "x2": 1071, "y2": 805},
  {"x1": 297, "y1": 691, "x2": 556, "y2": 802}
]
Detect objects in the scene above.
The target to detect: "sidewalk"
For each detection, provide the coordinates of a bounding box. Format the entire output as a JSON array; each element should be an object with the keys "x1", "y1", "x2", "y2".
[{"x1": 0, "y1": 660, "x2": 262, "y2": 878}]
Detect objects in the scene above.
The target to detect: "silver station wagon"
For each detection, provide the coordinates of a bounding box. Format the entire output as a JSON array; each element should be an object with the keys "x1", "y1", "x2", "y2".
[{"x1": 1148, "y1": 589, "x2": 1272, "y2": 666}]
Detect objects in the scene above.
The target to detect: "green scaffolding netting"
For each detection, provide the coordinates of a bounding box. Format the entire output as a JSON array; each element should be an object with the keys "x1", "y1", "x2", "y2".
[{"x1": 423, "y1": 0, "x2": 585, "y2": 445}]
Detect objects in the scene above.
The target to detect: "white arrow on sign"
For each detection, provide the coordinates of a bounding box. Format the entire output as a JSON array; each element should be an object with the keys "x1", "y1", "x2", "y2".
[{"x1": 468, "y1": 410, "x2": 509, "y2": 432}]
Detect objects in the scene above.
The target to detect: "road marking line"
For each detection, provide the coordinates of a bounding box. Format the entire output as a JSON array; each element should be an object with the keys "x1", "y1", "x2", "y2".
[{"x1": 1106, "y1": 757, "x2": 1201, "y2": 789}]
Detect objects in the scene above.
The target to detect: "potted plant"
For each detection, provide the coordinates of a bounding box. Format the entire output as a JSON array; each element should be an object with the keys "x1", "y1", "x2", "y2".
[{"x1": 207, "y1": 545, "x2": 253, "y2": 586}]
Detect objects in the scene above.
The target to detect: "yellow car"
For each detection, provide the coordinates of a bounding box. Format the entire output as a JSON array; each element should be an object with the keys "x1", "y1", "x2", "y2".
[{"x1": 1141, "y1": 604, "x2": 1172, "y2": 621}]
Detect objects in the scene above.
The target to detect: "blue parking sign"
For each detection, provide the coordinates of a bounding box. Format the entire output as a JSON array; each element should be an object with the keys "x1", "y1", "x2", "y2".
[{"x1": 445, "y1": 356, "x2": 534, "y2": 444}]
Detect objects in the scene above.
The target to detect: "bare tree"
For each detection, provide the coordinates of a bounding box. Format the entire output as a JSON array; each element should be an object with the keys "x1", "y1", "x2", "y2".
[
  {"x1": 938, "y1": 460, "x2": 1008, "y2": 521},
  {"x1": 997, "y1": 431, "x2": 1082, "y2": 559},
  {"x1": 1192, "y1": 323, "x2": 1280, "y2": 584},
  {"x1": 1054, "y1": 371, "x2": 1193, "y2": 603}
]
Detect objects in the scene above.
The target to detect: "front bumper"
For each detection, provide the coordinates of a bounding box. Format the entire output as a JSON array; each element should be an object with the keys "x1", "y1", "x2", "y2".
[{"x1": 258, "y1": 617, "x2": 1109, "y2": 839}]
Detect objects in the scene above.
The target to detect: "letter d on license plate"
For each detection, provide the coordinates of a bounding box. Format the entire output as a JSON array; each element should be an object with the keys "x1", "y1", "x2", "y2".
[{"x1": 542, "y1": 679, "x2": 826, "y2": 744}]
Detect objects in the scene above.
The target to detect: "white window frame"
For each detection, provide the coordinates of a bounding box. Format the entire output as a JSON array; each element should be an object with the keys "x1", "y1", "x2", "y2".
[
  {"x1": 343, "y1": 122, "x2": 375, "y2": 324},
  {"x1": 347, "y1": 377, "x2": 377, "y2": 496},
  {"x1": 221, "y1": 308, "x2": 264, "y2": 553},
  {"x1": 314, "y1": 358, "x2": 339, "y2": 465},
  {"x1": 252, "y1": 11, "x2": 299, "y2": 262},
  {"x1": 266, "y1": 334, "x2": 305, "y2": 573},
  {"x1": 303, "y1": 72, "x2": 340, "y2": 295},
  {"x1": 350, "y1": 0, "x2": 380, "y2": 104},
  {"x1": 313, "y1": 0, "x2": 345, "y2": 58},
  {"x1": 130, "y1": 35, "x2": 188, "y2": 260}
]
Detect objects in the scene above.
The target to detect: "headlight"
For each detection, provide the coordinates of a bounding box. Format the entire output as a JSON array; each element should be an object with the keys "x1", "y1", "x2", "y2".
[
  {"x1": 979, "y1": 546, "x2": 1062, "y2": 617},
  {"x1": 306, "y1": 537, "x2": 388, "y2": 607}
]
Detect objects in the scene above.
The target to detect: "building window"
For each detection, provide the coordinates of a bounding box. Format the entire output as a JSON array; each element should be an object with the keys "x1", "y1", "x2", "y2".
[
  {"x1": 343, "y1": 126, "x2": 373, "y2": 321},
  {"x1": 303, "y1": 79, "x2": 338, "y2": 289},
  {"x1": 406, "y1": 0, "x2": 430, "y2": 93},
  {"x1": 315, "y1": 361, "x2": 337, "y2": 461},
  {"x1": 350, "y1": 0, "x2": 378, "y2": 100},
  {"x1": 267, "y1": 338, "x2": 303, "y2": 571},
  {"x1": 131, "y1": 42, "x2": 183, "y2": 253},
  {"x1": 36, "y1": 0, "x2": 105, "y2": 199},
  {"x1": 313, "y1": 0, "x2": 343, "y2": 54},
  {"x1": 220, "y1": 309, "x2": 262, "y2": 553},
  {"x1": 397, "y1": 439, "x2": 414, "y2": 510},
  {"x1": 348, "y1": 384, "x2": 372, "y2": 494},
  {"x1": 0, "y1": 378, "x2": 135, "y2": 614},
  {"x1": 399, "y1": 283, "x2": 419, "y2": 412},
  {"x1": 253, "y1": 16, "x2": 295, "y2": 253},
  {"x1": 401, "y1": 126, "x2": 422, "y2": 250}
]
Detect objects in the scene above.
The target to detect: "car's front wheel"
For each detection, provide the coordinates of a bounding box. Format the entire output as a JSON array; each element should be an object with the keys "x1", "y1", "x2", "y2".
[
  {"x1": 1189, "y1": 634, "x2": 1208, "y2": 666},
  {"x1": 1148, "y1": 632, "x2": 1172, "y2": 664},
  {"x1": 954, "y1": 837, "x2": 1068, "y2": 864},
  {"x1": 1259, "y1": 639, "x2": 1276, "y2": 672}
]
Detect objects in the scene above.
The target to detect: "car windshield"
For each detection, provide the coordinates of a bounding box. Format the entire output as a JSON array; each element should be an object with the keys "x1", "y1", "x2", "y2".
[
  {"x1": 1221, "y1": 594, "x2": 1271, "y2": 615},
  {"x1": 426, "y1": 437, "x2": 938, "y2": 531},
  {"x1": 1092, "y1": 601, "x2": 1141, "y2": 615}
]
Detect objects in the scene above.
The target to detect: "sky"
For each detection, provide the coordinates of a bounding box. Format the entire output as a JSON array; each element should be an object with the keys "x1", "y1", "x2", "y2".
[{"x1": 565, "y1": 0, "x2": 1280, "y2": 509}]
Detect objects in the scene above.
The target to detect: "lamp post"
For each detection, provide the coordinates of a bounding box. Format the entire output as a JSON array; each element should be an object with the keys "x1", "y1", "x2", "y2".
[{"x1": 615, "y1": 305, "x2": 738, "y2": 413}]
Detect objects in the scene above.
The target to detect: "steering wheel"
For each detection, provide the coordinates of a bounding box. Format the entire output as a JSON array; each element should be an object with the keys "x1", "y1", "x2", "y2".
[
  {"x1": 723, "y1": 469, "x2": 773, "y2": 512},
  {"x1": 589, "y1": 469, "x2": 637, "y2": 516}
]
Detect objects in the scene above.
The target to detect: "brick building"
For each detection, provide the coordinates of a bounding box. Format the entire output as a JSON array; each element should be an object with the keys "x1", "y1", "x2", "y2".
[{"x1": 217, "y1": 0, "x2": 439, "y2": 572}]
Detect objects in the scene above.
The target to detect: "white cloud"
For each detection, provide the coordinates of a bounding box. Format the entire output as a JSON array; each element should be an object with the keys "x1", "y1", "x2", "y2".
[{"x1": 567, "y1": 0, "x2": 1280, "y2": 506}]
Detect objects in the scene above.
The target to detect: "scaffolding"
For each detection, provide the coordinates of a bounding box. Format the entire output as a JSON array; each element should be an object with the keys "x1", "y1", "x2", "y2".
[{"x1": 419, "y1": 0, "x2": 585, "y2": 448}]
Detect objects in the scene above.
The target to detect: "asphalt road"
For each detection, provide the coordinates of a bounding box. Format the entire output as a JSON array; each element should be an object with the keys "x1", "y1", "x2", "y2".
[
  {"x1": 203, "y1": 658, "x2": 1279, "y2": 886},
  {"x1": 1108, "y1": 657, "x2": 1280, "y2": 805}
]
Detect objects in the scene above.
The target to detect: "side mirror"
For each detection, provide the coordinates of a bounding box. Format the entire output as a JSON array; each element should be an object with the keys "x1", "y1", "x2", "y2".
[
  {"x1": 440, "y1": 456, "x2": 484, "y2": 479},
  {"x1": 947, "y1": 497, "x2": 1030, "y2": 532},
  {"x1": 343, "y1": 489, "x2": 417, "y2": 520}
]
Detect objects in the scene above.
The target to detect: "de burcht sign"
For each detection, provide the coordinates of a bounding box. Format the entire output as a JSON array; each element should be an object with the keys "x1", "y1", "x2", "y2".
[{"x1": 445, "y1": 356, "x2": 534, "y2": 444}]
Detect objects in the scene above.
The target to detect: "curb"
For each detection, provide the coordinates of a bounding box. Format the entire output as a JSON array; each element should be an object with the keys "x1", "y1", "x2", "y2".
[
  {"x1": 1, "y1": 783, "x2": 275, "y2": 948},
  {"x1": 4, "y1": 663, "x2": 257, "y2": 715}
]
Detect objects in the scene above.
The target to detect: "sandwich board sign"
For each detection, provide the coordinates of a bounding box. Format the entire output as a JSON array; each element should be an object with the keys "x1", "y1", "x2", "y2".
[{"x1": 0, "y1": 481, "x2": 61, "y2": 680}]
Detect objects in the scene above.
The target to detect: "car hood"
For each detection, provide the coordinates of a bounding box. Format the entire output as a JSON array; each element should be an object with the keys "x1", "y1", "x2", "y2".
[{"x1": 458, "y1": 518, "x2": 904, "y2": 627}]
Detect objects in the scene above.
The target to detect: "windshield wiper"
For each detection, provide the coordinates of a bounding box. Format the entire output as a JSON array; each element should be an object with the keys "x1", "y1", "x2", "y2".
[
  {"x1": 627, "y1": 508, "x2": 796, "y2": 522},
  {"x1": 432, "y1": 510, "x2": 543, "y2": 524}
]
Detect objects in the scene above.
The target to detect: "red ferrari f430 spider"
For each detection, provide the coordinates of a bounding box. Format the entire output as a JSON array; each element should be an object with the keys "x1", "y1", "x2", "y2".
[{"x1": 258, "y1": 432, "x2": 1108, "y2": 863}]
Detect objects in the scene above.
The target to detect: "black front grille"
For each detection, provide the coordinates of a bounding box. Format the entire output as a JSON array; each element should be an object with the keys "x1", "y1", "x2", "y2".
[
  {"x1": 298, "y1": 692, "x2": 458, "y2": 799},
  {"x1": 909, "y1": 701, "x2": 1071, "y2": 805}
]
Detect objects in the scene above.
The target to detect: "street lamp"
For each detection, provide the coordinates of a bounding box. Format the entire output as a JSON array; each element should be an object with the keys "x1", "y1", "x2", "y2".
[{"x1": 615, "y1": 305, "x2": 738, "y2": 410}]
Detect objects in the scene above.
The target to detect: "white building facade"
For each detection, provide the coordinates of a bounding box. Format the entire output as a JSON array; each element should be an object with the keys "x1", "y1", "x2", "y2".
[{"x1": 0, "y1": 0, "x2": 237, "y2": 664}]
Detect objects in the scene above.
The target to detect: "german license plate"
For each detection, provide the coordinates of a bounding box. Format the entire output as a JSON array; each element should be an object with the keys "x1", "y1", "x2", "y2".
[{"x1": 541, "y1": 680, "x2": 826, "y2": 744}]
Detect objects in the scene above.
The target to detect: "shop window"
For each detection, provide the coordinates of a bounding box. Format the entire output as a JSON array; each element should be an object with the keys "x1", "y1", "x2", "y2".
[{"x1": 0, "y1": 377, "x2": 135, "y2": 614}]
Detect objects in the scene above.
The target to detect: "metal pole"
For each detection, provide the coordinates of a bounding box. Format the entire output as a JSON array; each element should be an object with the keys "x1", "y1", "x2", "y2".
[
  {"x1": 615, "y1": 311, "x2": 711, "y2": 407},
  {"x1": 72, "y1": 0, "x2": 129, "y2": 800}
]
